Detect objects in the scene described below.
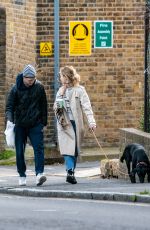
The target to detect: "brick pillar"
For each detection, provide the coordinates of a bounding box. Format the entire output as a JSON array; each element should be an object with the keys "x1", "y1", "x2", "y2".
[{"x1": 0, "y1": 8, "x2": 6, "y2": 152}]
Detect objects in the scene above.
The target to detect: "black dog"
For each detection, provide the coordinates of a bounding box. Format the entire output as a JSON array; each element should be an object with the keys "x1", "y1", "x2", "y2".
[{"x1": 120, "y1": 143, "x2": 150, "y2": 183}]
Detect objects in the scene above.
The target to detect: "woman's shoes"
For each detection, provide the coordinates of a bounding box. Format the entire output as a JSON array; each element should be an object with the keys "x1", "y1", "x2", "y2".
[{"x1": 66, "y1": 170, "x2": 77, "y2": 184}]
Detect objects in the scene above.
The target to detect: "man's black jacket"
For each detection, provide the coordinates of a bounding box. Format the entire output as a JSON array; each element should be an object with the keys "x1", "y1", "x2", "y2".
[{"x1": 5, "y1": 74, "x2": 47, "y2": 127}]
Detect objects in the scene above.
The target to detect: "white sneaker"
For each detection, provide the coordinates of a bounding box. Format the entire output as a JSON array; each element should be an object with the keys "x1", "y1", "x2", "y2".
[
  {"x1": 19, "y1": 177, "x2": 26, "y2": 186},
  {"x1": 36, "y1": 173, "x2": 47, "y2": 186}
]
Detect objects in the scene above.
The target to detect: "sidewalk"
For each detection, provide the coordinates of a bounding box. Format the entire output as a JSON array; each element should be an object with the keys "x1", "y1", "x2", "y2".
[{"x1": 0, "y1": 161, "x2": 150, "y2": 203}]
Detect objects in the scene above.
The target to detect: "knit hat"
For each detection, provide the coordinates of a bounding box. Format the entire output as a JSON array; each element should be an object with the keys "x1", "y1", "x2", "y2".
[{"x1": 22, "y1": 64, "x2": 36, "y2": 78}]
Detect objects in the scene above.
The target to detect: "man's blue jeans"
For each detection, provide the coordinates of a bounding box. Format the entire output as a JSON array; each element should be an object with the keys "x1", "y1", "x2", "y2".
[{"x1": 15, "y1": 123, "x2": 44, "y2": 177}]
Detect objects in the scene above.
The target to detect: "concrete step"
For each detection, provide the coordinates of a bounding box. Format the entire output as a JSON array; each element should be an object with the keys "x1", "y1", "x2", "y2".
[
  {"x1": 0, "y1": 146, "x2": 120, "y2": 166},
  {"x1": 79, "y1": 147, "x2": 120, "y2": 162}
]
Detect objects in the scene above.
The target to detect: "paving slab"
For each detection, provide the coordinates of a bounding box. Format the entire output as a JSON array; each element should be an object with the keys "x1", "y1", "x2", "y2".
[{"x1": 0, "y1": 161, "x2": 150, "y2": 203}]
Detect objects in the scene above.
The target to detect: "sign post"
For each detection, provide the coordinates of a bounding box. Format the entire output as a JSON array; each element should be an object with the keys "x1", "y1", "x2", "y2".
[{"x1": 94, "y1": 21, "x2": 113, "y2": 48}]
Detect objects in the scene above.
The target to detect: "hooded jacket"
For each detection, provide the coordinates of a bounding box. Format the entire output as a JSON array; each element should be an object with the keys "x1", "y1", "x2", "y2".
[{"x1": 5, "y1": 74, "x2": 47, "y2": 127}]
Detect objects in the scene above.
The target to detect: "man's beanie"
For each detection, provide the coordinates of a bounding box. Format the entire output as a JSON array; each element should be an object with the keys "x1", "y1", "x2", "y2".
[{"x1": 22, "y1": 64, "x2": 36, "y2": 78}]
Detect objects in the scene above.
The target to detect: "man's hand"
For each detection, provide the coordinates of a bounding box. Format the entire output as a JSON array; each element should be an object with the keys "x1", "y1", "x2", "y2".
[{"x1": 6, "y1": 120, "x2": 15, "y2": 129}]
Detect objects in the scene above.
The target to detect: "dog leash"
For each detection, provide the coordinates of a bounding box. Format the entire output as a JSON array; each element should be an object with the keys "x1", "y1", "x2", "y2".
[{"x1": 91, "y1": 130, "x2": 129, "y2": 177}]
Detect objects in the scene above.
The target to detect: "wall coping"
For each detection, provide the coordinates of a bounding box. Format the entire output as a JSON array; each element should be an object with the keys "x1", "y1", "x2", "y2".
[
  {"x1": 0, "y1": 7, "x2": 5, "y2": 13},
  {"x1": 119, "y1": 128, "x2": 150, "y2": 139}
]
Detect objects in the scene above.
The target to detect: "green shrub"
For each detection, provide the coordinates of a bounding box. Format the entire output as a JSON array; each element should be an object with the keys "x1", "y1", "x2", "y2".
[
  {"x1": 139, "y1": 190, "x2": 150, "y2": 195},
  {"x1": 0, "y1": 150, "x2": 15, "y2": 160}
]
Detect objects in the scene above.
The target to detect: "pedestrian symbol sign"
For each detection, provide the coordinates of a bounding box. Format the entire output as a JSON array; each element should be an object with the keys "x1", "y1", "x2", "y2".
[{"x1": 40, "y1": 42, "x2": 52, "y2": 56}]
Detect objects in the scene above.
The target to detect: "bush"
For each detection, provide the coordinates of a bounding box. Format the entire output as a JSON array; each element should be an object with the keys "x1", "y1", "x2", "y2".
[
  {"x1": 139, "y1": 190, "x2": 150, "y2": 195},
  {"x1": 0, "y1": 149, "x2": 15, "y2": 160}
]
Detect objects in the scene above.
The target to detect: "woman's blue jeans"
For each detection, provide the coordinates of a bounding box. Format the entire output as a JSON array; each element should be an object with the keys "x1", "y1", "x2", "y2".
[
  {"x1": 64, "y1": 155, "x2": 77, "y2": 172},
  {"x1": 15, "y1": 123, "x2": 44, "y2": 177},
  {"x1": 63, "y1": 120, "x2": 78, "y2": 172}
]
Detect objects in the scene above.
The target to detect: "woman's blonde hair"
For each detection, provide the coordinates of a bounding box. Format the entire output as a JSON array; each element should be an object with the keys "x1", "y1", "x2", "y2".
[{"x1": 60, "y1": 66, "x2": 80, "y2": 86}]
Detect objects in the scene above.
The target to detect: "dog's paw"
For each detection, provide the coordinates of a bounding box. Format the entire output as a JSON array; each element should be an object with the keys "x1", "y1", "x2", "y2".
[{"x1": 129, "y1": 173, "x2": 136, "y2": 183}]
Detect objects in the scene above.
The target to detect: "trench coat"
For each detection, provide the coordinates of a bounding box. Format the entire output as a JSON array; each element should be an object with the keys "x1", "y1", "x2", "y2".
[{"x1": 55, "y1": 85, "x2": 96, "y2": 156}]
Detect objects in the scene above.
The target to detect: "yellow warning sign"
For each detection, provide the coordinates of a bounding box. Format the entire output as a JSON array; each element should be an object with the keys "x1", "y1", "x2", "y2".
[
  {"x1": 69, "y1": 21, "x2": 91, "y2": 56},
  {"x1": 40, "y1": 42, "x2": 52, "y2": 56}
]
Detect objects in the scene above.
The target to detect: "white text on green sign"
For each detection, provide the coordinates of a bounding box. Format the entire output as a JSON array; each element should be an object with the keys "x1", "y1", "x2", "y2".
[{"x1": 94, "y1": 21, "x2": 113, "y2": 48}]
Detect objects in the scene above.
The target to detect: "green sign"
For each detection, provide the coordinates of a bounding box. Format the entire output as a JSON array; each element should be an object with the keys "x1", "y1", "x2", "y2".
[{"x1": 94, "y1": 21, "x2": 113, "y2": 48}]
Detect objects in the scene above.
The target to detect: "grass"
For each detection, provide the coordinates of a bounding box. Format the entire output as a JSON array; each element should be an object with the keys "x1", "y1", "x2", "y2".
[
  {"x1": 139, "y1": 190, "x2": 150, "y2": 195},
  {"x1": 131, "y1": 195, "x2": 137, "y2": 202},
  {"x1": 0, "y1": 147, "x2": 34, "y2": 166},
  {"x1": 0, "y1": 149, "x2": 16, "y2": 160}
]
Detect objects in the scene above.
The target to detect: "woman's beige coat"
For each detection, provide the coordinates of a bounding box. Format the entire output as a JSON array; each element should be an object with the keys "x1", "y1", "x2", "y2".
[{"x1": 55, "y1": 85, "x2": 96, "y2": 156}]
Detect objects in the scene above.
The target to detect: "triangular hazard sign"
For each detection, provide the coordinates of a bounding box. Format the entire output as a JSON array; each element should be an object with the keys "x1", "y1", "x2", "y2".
[{"x1": 41, "y1": 43, "x2": 51, "y2": 53}]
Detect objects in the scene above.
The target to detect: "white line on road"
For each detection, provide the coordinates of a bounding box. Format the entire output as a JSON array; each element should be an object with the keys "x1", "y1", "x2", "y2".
[{"x1": 33, "y1": 209, "x2": 57, "y2": 212}]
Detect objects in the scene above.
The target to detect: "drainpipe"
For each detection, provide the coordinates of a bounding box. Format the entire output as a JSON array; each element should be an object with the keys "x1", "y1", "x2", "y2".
[
  {"x1": 53, "y1": 0, "x2": 60, "y2": 144},
  {"x1": 54, "y1": 0, "x2": 60, "y2": 97},
  {"x1": 144, "y1": 3, "x2": 149, "y2": 132}
]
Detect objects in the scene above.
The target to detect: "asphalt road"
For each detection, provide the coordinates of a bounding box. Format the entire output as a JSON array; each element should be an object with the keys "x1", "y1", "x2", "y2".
[{"x1": 0, "y1": 194, "x2": 150, "y2": 230}]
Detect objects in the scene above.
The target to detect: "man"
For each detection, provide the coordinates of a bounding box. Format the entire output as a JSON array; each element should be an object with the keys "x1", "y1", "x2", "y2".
[{"x1": 5, "y1": 64, "x2": 48, "y2": 186}]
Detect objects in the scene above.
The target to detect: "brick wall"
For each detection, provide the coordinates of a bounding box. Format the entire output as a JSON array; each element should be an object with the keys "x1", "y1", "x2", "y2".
[
  {"x1": 0, "y1": 7, "x2": 6, "y2": 151},
  {"x1": 0, "y1": 0, "x2": 37, "y2": 151},
  {"x1": 0, "y1": 0, "x2": 146, "y2": 149},
  {"x1": 36, "y1": 0, "x2": 55, "y2": 147},
  {"x1": 4, "y1": 0, "x2": 37, "y2": 87},
  {"x1": 36, "y1": 0, "x2": 145, "y2": 147}
]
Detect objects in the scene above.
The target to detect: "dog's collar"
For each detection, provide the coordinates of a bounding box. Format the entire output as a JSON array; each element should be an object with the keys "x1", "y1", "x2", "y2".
[{"x1": 136, "y1": 162, "x2": 148, "y2": 167}]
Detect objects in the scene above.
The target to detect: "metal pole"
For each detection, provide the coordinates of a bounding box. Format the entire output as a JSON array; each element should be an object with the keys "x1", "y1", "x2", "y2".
[
  {"x1": 53, "y1": 0, "x2": 60, "y2": 145},
  {"x1": 144, "y1": 4, "x2": 149, "y2": 132},
  {"x1": 54, "y1": 0, "x2": 59, "y2": 97}
]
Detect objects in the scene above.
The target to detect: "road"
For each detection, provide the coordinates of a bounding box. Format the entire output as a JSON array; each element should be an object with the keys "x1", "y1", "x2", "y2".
[{"x1": 0, "y1": 194, "x2": 150, "y2": 230}]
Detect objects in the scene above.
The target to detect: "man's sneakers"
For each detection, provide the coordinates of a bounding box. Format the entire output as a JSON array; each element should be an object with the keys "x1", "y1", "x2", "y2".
[
  {"x1": 19, "y1": 174, "x2": 47, "y2": 186},
  {"x1": 66, "y1": 170, "x2": 77, "y2": 184},
  {"x1": 19, "y1": 177, "x2": 26, "y2": 186},
  {"x1": 36, "y1": 173, "x2": 47, "y2": 186}
]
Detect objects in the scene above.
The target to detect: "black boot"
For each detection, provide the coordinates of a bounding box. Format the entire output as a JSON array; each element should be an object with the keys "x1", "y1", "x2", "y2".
[{"x1": 66, "y1": 170, "x2": 77, "y2": 184}]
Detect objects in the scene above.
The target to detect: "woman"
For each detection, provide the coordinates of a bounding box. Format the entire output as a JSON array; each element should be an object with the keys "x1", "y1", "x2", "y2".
[{"x1": 54, "y1": 66, "x2": 96, "y2": 184}]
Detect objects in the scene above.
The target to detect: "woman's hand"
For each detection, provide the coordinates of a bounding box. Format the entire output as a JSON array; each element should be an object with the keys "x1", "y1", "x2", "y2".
[
  {"x1": 89, "y1": 124, "x2": 97, "y2": 132},
  {"x1": 53, "y1": 102, "x2": 57, "y2": 111}
]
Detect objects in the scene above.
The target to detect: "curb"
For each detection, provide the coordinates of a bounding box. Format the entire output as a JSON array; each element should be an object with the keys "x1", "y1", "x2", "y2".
[{"x1": 0, "y1": 187, "x2": 150, "y2": 203}]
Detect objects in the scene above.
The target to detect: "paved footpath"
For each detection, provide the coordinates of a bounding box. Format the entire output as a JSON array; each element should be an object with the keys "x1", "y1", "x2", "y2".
[{"x1": 0, "y1": 161, "x2": 150, "y2": 203}]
